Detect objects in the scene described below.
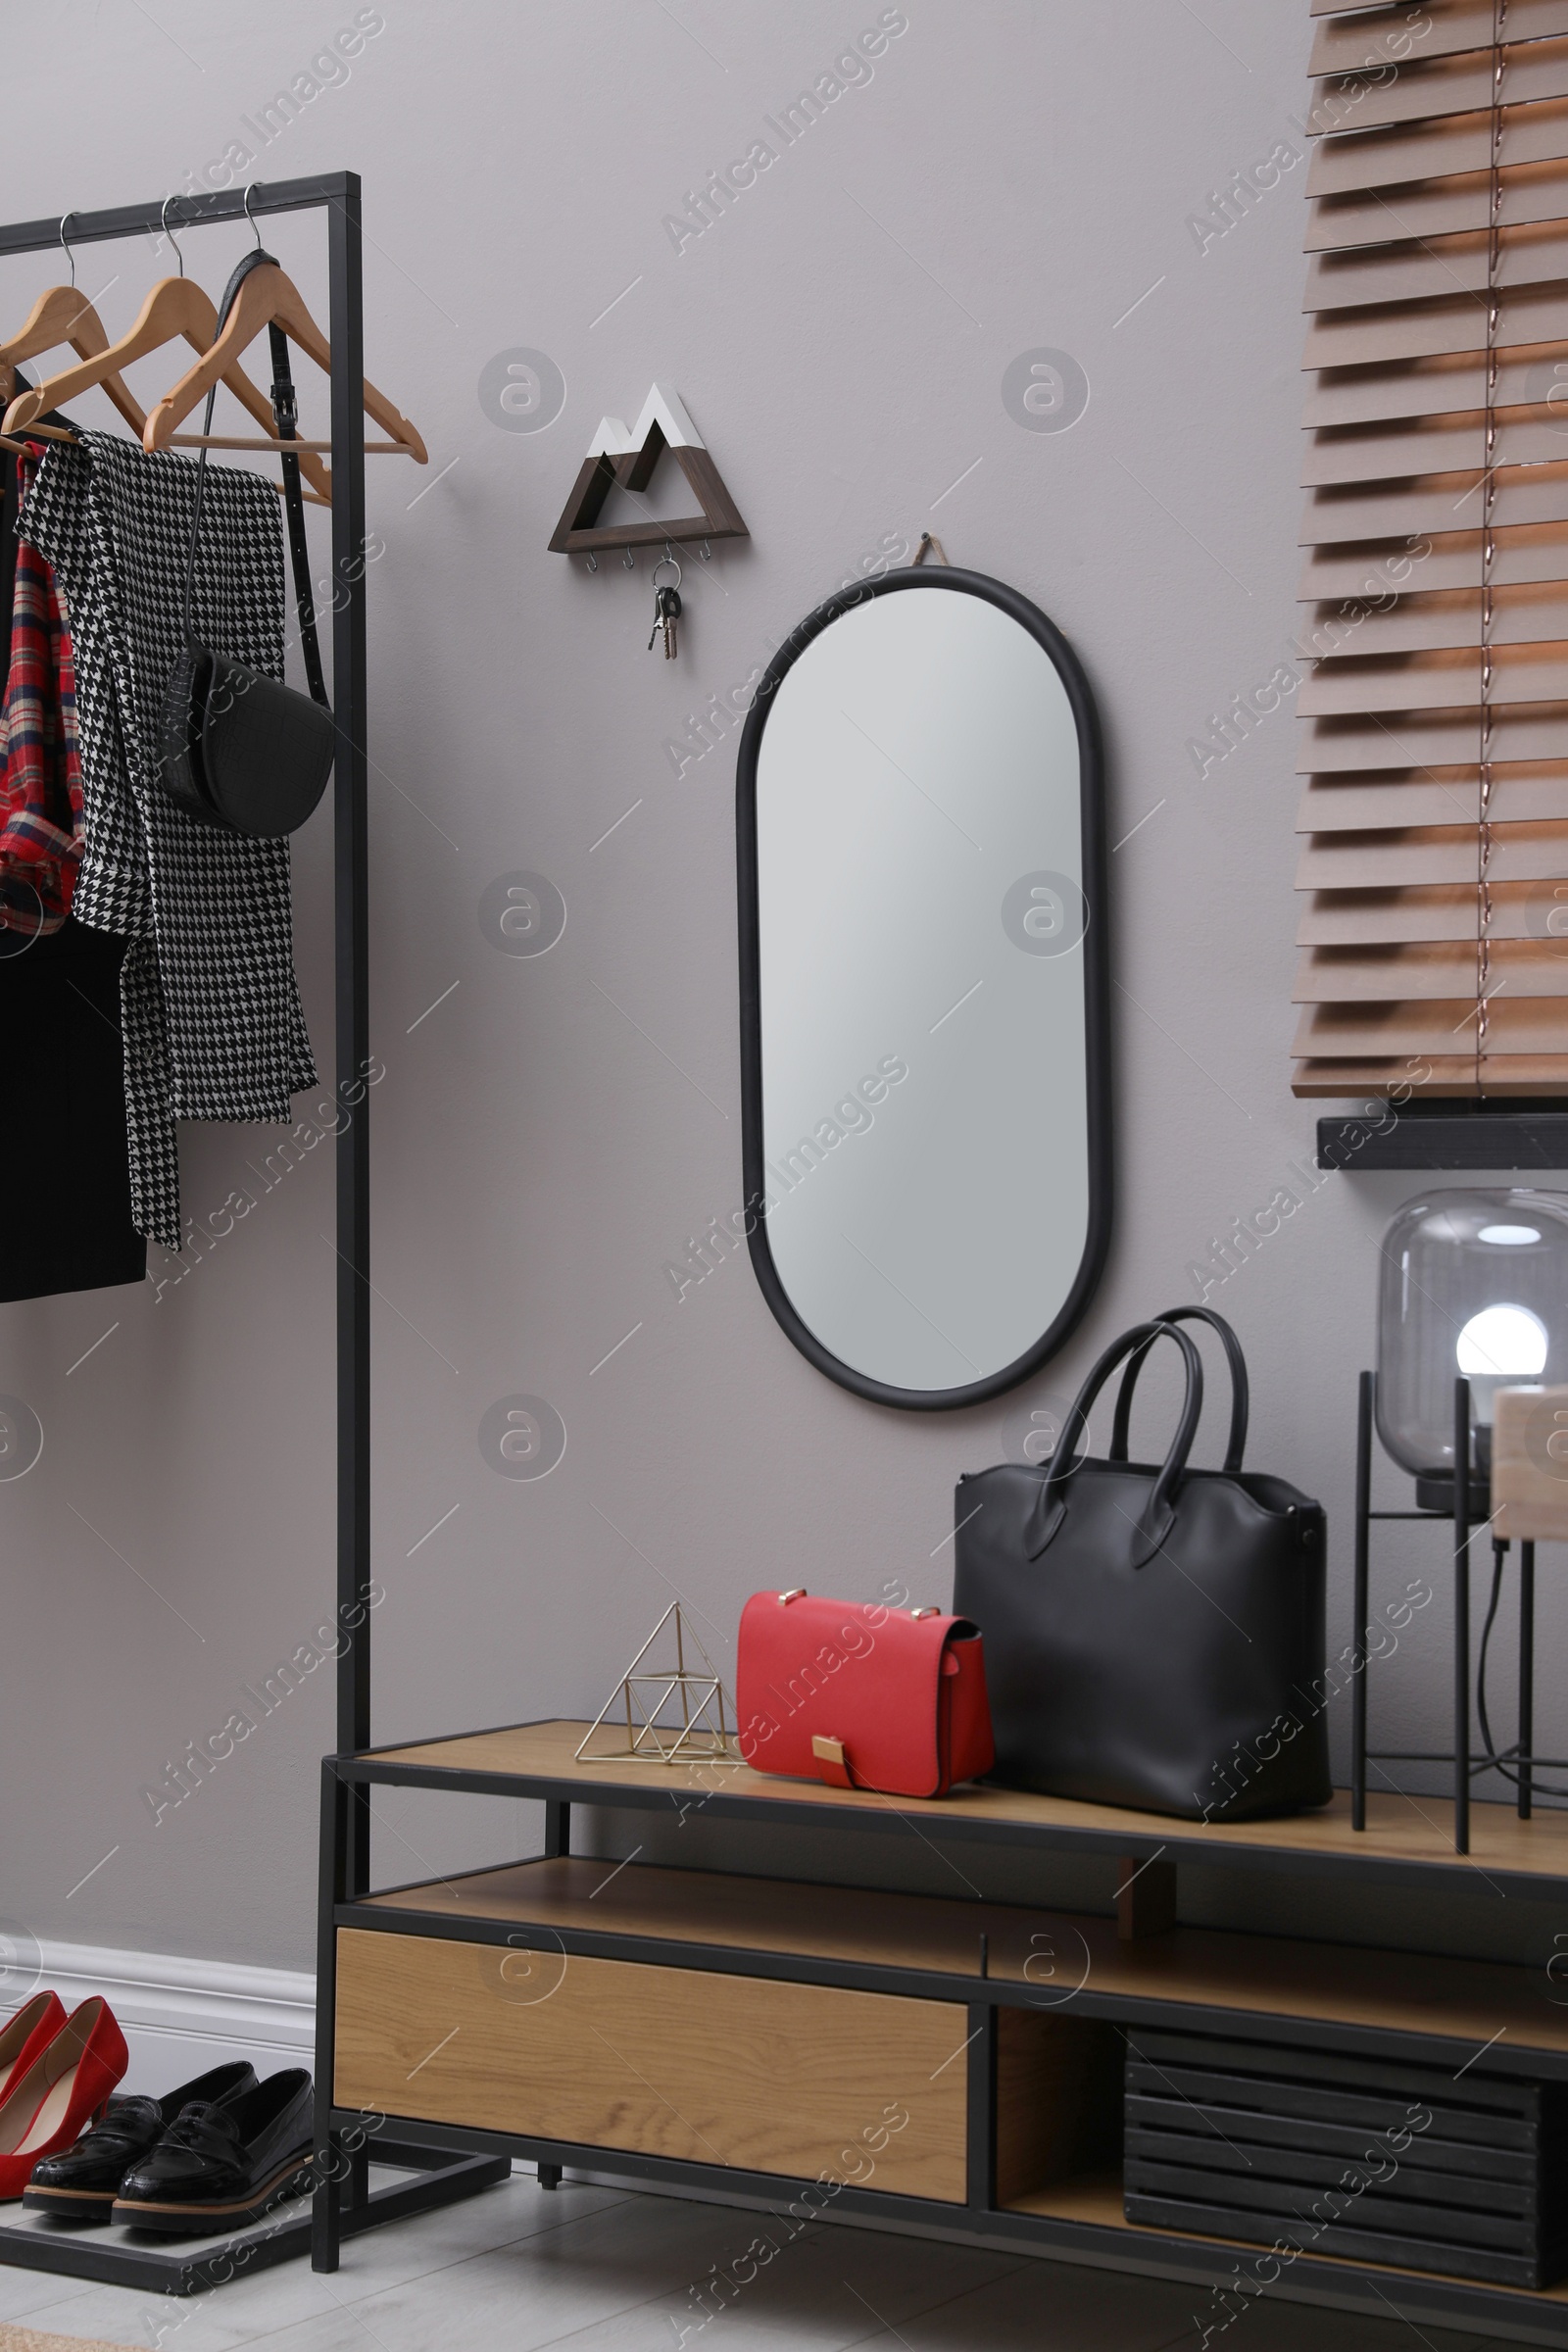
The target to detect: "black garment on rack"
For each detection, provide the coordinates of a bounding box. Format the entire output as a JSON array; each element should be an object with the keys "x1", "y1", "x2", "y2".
[
  {"x1": 0, "y1": 919, "x2": 145, "y2": 1300},
  {"x1": 22, "y1": 430, "x2": 318, "y2": 1250},
  {"x1": 0, "y1": 423, "x2": 144, "y2": 1302}
]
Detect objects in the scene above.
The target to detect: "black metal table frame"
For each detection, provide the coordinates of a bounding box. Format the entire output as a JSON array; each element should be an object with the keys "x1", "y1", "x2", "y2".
[
  {"x1": 0, "y1": 173, "x2": 504, "y2": 2297},
  {"x1": 1351, "y1": 1370, "x2": 1562, "y2": 1855},
  {"x1": 314, "y1": 1735, "x2": 1568, "y2": 2344}
]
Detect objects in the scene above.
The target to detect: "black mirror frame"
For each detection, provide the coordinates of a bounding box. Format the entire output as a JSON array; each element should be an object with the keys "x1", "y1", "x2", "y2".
[{"x1": 734, "y1": 564, "x2": 1112, "y2": 1412}]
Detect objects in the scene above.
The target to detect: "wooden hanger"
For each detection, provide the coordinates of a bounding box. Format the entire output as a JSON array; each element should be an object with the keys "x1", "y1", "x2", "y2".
[
  {"x1": 141, "y1": 261, "x2": 427, "y2": 468},
  {"x1": 0, "y1": 422, "x2": 77, "y2": 459},
  {"x1": 0, "y1": 283, "x2": 143, "y2": 436},
  {"x1": 4, "y1": 277, "x2": 335, "y2": 507}
]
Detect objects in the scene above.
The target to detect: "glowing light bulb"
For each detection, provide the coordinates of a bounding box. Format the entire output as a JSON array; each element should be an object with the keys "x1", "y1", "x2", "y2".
[{"x1": 1456, "y1": 1303, "x2": 1548, "y2": 1379}]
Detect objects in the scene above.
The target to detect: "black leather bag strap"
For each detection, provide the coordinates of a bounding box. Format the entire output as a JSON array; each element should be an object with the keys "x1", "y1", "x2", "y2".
[
  {"x1": 267, "y1": 317, "x2": 326, "y2": 707},
  {"x1": 1025, "y1": 1320, "x2": 1204, "y2": 1567},
  {"x1": 1109, "y1": 1305, "x2": 1250, "y2": 1473},
  {"x1": 177, "y1": 248, "x2": 327, "y2": 708}
]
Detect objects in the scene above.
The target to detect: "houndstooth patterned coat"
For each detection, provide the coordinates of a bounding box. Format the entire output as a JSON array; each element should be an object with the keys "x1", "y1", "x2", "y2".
[{"x1": 21, "y1": 432, "x2": 317, "y2": 1250}]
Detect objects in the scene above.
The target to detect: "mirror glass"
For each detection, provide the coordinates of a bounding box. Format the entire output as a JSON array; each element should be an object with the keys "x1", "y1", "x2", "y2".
[{"x1": 738, "y1": 569, "x2": 1108, "y2": 1408}]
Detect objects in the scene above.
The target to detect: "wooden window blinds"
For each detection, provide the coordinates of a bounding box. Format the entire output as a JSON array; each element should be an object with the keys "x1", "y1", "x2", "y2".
[{"x1": 1295, "y1": 0, "x2": 1568, "y2": 1098}]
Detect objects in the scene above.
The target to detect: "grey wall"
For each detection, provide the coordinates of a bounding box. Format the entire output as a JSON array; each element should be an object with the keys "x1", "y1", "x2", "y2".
[{"x1": 2, "y1": 2, "x2": 1554, "y2": 1984}]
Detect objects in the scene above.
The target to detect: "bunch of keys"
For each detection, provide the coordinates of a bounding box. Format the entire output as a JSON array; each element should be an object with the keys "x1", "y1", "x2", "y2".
[{"x1": 647, "y1": 554, "x2": 682, "y2": 661}]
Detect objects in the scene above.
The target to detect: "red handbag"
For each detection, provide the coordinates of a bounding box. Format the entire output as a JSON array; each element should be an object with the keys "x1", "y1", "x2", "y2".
[{"x1": 736, "y1": 1589, "x2": 995, "y2": 1798}]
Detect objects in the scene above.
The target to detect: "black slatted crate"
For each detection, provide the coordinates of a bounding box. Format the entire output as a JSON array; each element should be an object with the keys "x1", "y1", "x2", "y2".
[{"x1": 1122, "y1": 2027, "x2": 1568, "y2": 2289}]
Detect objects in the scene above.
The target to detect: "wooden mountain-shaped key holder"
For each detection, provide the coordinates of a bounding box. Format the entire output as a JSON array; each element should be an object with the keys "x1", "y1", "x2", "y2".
[{"x1": 548, "y1": 384, "x2": 747, "y2": 561}]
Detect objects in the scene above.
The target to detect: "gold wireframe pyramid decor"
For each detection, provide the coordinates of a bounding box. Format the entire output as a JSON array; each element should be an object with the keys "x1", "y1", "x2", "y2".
[{"x1": 574, "y1": 1600, "x2": 738, "y2": 1764}]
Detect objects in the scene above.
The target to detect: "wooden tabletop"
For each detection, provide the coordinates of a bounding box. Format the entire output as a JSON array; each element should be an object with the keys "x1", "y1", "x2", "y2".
[{"x1": 362, "y1": 1718, "x2": 1568, "y2": 1890}]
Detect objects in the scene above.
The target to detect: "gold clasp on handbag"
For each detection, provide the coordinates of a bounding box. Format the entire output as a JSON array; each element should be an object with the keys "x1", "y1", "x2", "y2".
[
  {"x1": 776, "y1": 1588, "x2": 806, "y2": 1604},
  {"x1": 909, "y1": 1606, "x2": 940, "y2": 1619}
]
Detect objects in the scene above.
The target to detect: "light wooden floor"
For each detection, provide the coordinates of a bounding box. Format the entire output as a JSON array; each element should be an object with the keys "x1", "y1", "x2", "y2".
[{"x1": 0, "y1": 2166, "x2": 1523, "y2": 2352}]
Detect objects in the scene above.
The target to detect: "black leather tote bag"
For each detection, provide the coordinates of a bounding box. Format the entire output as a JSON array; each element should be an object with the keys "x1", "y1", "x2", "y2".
[{"x1": 953, "y1": 1309, "x2": 1331, "y2": 1822}]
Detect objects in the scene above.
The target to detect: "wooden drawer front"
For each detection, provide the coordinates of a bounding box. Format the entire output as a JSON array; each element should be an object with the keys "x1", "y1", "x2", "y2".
[{"x1": 335, "y1": 1929, "x2": 967, "y2": 2202}]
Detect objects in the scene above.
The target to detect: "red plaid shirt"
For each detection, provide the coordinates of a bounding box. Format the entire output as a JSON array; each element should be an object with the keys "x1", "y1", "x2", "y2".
[{"x1": 0, "y1": 453, "x2": 83, "y2": 935}]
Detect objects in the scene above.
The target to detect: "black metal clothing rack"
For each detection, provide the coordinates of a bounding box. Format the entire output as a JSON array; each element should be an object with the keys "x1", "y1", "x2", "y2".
[
  {"x1": 0, "y1": 174, "x2": 503, "y2": 2298},
  {"x1": 1351, "y1": 1370, "x2": 1556, "y2": 1857}
]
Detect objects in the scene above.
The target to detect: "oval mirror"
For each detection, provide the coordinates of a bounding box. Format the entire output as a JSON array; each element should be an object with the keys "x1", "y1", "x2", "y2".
[{"x1": 736, "y1": 566, "x2": 1110, "y2": 1410}]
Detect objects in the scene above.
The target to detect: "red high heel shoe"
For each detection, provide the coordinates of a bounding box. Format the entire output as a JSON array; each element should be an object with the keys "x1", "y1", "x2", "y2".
[
  {"x1": 0, "y1": 1991, "x2": 66, "y2": 2104},
  {"x1": 0, "y1": 1996, "x2": 127, "y2": 2199}
]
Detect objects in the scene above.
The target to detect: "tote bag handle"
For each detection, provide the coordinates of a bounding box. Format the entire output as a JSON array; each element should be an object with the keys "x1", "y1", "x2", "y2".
[
  {"x1": 1026, "y1": 1320, "x2": 1203, "y2": 1567},
  {"x1": 1109, "y1": 1305, "x2": 1249, "y2": 1474}
]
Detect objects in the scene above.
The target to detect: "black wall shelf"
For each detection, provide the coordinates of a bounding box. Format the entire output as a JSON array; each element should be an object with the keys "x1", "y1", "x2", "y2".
[{"x1": 1317, "y1": 1104, "x2": 1568, "y2": 1173}]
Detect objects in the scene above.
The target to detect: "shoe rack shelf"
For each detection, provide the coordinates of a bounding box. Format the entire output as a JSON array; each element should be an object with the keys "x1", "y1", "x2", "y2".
[
  {"x1": 317, "y1": 1718, "x2": 1568, "y2": 2347},
  {"x1": 0, "y1": 2140, "x2": 505, "y2": 2298}
]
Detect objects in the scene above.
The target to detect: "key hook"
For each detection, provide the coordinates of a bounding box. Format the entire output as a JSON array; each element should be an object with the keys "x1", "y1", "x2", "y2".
[
  {"x1": 159, "y1": 196, "x2": 185, "y2": 278},
  {"x1": 58, "y1": 211, "x2": 78, "y2": 290},
  {"x1": 622, "y1": 548, "x2": 636, "y2": 571}
]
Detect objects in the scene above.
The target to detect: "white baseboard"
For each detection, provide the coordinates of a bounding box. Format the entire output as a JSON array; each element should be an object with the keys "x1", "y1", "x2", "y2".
[{"x1": 25, "y1": 1939, "x2": 315, "y2": 2097}]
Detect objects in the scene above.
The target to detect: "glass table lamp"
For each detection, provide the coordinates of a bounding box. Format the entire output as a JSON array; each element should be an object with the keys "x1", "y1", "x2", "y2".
[
  {"x1": 1358, "y1": 1186, "x2": 1568, "y2": 1855},
  {"x1": 1376, "y1": 1188, "x2": 1568, "y2": 1503}
]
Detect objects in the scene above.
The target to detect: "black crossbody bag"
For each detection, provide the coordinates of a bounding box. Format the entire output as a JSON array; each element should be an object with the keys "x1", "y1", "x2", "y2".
[{"x1": 157, "y1": 249, "x2": 334, "y2": 838}]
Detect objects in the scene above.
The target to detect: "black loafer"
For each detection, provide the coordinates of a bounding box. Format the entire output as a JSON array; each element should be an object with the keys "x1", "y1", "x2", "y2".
[
  {"x1": 23, "y1": 2062, "x2": 258, "y2": 2225},
  {"x1": 111, "y1": 2068, "x2": 314, "y2": 2235}
]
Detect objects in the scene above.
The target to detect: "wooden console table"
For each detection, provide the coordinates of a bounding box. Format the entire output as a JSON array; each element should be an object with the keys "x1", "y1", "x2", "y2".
[{"x1": 314, "y1": 1720, "x2": 1568, "y2": 2346}]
